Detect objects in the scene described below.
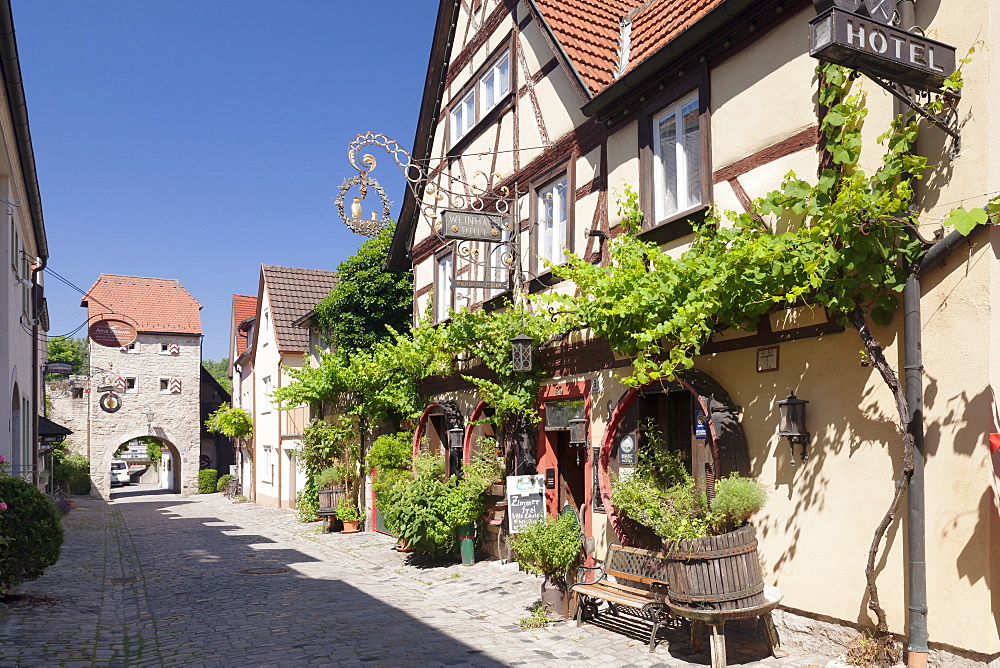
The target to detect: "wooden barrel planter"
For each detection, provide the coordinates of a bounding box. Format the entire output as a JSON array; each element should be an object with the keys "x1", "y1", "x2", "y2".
[
  {"x1": 664, "y1": 523, "x2": 765, "y2": 612},
  {"x1": 317, "y1": 485, "x2": 347, "y2": 516}
]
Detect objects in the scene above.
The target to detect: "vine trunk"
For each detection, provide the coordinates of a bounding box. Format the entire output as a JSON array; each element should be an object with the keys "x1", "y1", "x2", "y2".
[{"x1": 847, "y1": 306, "x2": 915, "y2": 653}]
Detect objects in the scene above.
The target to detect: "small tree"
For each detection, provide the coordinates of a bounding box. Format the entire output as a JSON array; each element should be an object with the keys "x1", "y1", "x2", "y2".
[
  {"x1": 45, "y1": 336, "x2": 89, "y2": 378},
  {"x1": 205, "y1": 403, "x2": 253, "y2": 448}
]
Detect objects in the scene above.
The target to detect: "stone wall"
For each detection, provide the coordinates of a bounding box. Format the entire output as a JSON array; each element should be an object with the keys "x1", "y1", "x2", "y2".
[
  {"x1": 87, "y1": 333, "x2": 202, "y2": 498},
  {"x1": 46, "y1": 375, "x2": 91, "y2": 456}
]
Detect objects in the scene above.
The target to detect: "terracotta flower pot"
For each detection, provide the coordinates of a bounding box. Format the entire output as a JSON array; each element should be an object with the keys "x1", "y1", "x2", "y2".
[{"x1": 341, "y1": 520, "x2": 360, "y2": 534}]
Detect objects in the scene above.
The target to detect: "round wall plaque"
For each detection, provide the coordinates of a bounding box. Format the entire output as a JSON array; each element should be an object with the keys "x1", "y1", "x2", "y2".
[{"x1": 89, "y1": 319, "x2": 138, "y2": 348}]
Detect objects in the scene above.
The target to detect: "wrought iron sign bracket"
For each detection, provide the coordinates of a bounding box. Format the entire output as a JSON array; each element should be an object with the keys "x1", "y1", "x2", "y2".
[{"x1": 859, "y1": 69, "x2": 962, "y2": 158}]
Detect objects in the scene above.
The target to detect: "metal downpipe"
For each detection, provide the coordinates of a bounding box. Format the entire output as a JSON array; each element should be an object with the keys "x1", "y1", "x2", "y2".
[{"x1": 897, "y1": 1, "x2": 928, "y2": 665}]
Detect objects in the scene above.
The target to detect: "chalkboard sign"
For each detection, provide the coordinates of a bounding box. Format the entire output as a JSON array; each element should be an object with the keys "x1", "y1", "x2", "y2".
[{"x1": 506, "y1": 475, "x2": 545, "y2": 533}]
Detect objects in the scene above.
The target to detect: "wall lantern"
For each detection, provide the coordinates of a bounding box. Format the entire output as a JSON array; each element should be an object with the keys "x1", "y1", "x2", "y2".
[
  {"x1": 568, "y1": 417, "x2": 588, "y2": 464},
  {"x1": 448, "y1": 425, "x2": 466, "y2": 479},
  {"x1": 776, "y1": 393, "x2": 810, "y2": 466},
  {"x1": 511, "y1": 333, "x2": 534, "y2": 372}
]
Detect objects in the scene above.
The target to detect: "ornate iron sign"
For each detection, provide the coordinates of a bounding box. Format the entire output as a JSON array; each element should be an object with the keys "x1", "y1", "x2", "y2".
[
  {"x1": 441, "y1": 209, "x2": 505, "y2": 242},
  {"x1": 89, "y1": 319, "x2": 138, "y2": 348},
  {"x1": 809, "y1": 9, "x2": 956, "y2": 91}
]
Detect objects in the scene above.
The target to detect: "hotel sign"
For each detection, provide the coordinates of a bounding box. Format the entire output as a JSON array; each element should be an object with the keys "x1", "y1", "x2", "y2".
[
  {"x1": 441, "y1": 209, "x2": 505, "y2": 243},
  {"x1": 809, "y1": 9, "x2": 956, "y2": 90}
]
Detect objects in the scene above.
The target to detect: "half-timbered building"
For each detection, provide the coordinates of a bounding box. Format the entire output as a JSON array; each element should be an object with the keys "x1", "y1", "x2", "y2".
[{"x1": 388, "y1": 0, "x2": 999, "y2": 662}]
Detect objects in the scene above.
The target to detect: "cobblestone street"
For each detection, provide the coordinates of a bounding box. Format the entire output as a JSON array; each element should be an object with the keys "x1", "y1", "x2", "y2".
[{"x1": 0, "y1": 487, "x2": 840, "y2": 667}]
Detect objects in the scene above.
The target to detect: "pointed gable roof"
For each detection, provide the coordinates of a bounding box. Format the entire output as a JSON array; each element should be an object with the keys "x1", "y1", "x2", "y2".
[
  {"x1": 231, "y1": 294, "x2": 258, "y2": 358},
  {"x1": 532, "y1": 0, "x2": 639, "y2": 96},
  {"x1": 81, "y1": 274, "x2": 202, "y2": 335},
  {"x1": 532, "y1": 0, "x2": 726, "y2": 97},
  {"x1": 260, "y1": 265, "x2": 337, "y2": 353}
]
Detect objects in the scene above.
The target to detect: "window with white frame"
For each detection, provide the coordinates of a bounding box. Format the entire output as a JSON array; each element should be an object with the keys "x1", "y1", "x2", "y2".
[
  {"x1": 449, "y1": 49, "x2": 510, "y2": 145},
  {"x1": 159, "y1": 378, "x2": 170, "y2": 393},
  {"x1": 653, "y1": 91, "x2": 702, "y2": 222},
  {"x1": 480, "y1": 51, "x2": 510, "y2": 112},
  {"x1": 159, "y1": 343, "x2": 169, "y2": 354},
  {"x1": 450, "y1": 89, "x2": 475, "y2": 144},
  {"x1": 123, "y1": 341, "x2": 139, "y2": 353},
  {"x1": 435, "y1": 253, "x2": 454, "y2": 322},
  {"x1": 123, "y1": 376, "x2": 137, "y2": 394},
  {"x1": 261, "y1": 446, "x2": 274, "y2": 484},
  {"x1": 537, "y1": 176, "x2": 568, "y2": 267}
]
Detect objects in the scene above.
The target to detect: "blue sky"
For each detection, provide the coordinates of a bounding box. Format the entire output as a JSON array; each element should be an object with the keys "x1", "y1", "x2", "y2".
[{"x1": 15, "y1": 1, "x2": 435, "y2": 361}]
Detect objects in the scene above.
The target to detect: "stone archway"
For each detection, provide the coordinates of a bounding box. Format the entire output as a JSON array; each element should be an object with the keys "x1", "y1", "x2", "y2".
[{"x1": 91, "y1": 430, "x2": 194, "y2": 499}]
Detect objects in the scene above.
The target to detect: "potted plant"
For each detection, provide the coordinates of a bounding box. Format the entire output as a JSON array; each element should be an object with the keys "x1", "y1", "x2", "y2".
[
  {"x1": 336, "y1": 498, "x2": 362, "y2": 533},
  {"x1": 611, "y1": 448, "x2": 769, "y2": 612},
  {"x1": 444, "y1": 449, "x2": 504, "y2": 565},
  {"x1": 316, "y1": 464, "x2": 349, "y2": 514},
  {"x1": 508, "y1": 511, "x2": 582, "y2": 619}
]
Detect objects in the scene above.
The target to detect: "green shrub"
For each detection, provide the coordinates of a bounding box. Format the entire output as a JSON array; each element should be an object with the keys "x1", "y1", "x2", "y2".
[
  {"x1": 315, "y1": 464, "x2": 348, "y2": 489},
  {"x1": 368, "y1": 432, "x2": 412, "y2": 471},
  {"x1": 0, "y1": 476, "x2": 64, "y2": 591},
  {"x1": 373, "y1": 468, "x2": 412, "y2": 512},
  {"x1": 508, "y1": 512, "x2": 581, "y2": 586},
  {"x1": 710, "y1": 474, "x2": 768, "y2": 534},
  {"x1": 216, "y1": 474, "x2": 234, "y2": 493},
  {"x1": 336, "y1": 498, "x2": 362, "y2": 523},
  {"x1": 383, "y1": 475, "x2": 456, "y2": 556},
  {"x1": 53, "y1": 451, "x2": 90, "y2": 495},
  {"x1": 197, "y1": 469, "x2": 218, "y2": 494},
  {"x1": 295, "y1": 485, "x2": 319, "y2": 523}
]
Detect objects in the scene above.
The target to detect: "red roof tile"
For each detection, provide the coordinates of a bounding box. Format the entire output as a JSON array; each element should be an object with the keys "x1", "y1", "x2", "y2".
[
  {"x1": 534, "y1": 0, "x2": 639, "y2": 95},
  {"x1": 625, "y1": 0, "x2": 723, "y2": 76},
  {"x1": 232, "y1": 294, "x2": 258, "y2": 357},
  {"x1": 82, "y1": 274, "x2": 202, "y2": 335},
  {"x1": 261, "y1": 265, "x2": 337, "y2": 352},
  {"x1": 532, "y1": 0, "x2": 724, "y2": 96}
]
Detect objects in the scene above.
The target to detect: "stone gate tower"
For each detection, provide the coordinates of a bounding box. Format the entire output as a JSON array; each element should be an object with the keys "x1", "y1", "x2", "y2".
[{"x1": 81, "y1": 274, "x2": 203, "y2": 498}]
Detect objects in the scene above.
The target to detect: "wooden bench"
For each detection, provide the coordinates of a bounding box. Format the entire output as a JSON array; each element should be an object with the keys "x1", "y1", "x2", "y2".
[{"x1": 570, "y1": 544, "x2": 671, "y2": 652}]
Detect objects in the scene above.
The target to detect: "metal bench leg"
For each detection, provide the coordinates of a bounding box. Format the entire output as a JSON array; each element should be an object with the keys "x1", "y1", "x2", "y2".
[
  {"x1": 761, "y1": 612, "x2": 788, "y2": 658},
  {"x1": 648, "y1": 607, "x2": 666, "y2": 653},
  {"x1": 709, "y1": 623, "x2": 727, "y2": 668},
  {"x1": 575, "y1": 595, "x2": 586, "y2": 626}
]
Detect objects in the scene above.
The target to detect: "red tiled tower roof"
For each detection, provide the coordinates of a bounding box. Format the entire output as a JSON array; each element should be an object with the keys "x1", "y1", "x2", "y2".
[
  {"x1": 81, "y1": 274, "x2": 202, "y2": 335},
  {"x1": 231, "y1": 294, "x2": 258, "y2": 357}
]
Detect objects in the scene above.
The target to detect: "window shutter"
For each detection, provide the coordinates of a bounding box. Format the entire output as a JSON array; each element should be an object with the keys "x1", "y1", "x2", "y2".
[
  {"x1": 169, "y1": 343, "x2": 180, "y2": 355},
  {"x1": 169, "y1": 378, "x2": 182, "y2": 394},
  {"x1": 115, "y1": 377, "x2": 126, "y2": 392}
]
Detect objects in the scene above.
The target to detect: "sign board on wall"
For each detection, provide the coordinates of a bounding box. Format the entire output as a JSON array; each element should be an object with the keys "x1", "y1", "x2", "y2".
[
  {"x1": 441, "y1": 209, "x2": 505, "y2": 242},
  {"x1": 506, "y1": 475, "x2": 545, "y2": 533},
  {"x1": 618, "y1": 433, "x2": 636, "y2": 465},
  {"x1": 89, "y1": 319, "x2": 138, "y2": 348},
  {"x1": 809, "y1": 9, "x2": 956, "y2": 90}
]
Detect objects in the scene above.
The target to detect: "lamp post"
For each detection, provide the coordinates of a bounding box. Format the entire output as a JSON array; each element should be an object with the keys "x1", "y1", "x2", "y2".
[
  {"x1": 776, "y1": 393, "x2": 810, "y2": 465},
  {"x1": 145, "y1": 409, "x2": 155, "y2": 435}
]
